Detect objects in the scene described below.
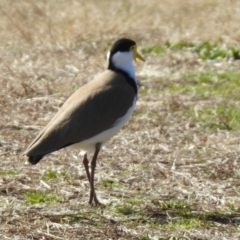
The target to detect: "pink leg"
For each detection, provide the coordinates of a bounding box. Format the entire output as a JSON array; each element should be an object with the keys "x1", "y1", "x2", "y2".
[
  {"x1": 89, "y1": 147, "x2": 101, "y2": 205},
  {"x1": 83, "y1": 154, "x2": 91, "y2": 183}
]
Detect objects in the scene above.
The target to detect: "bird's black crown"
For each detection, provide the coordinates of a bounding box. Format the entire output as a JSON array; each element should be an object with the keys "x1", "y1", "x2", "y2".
[{"x1": 110, "y1": 38, "x2": 136, "y2": 56}]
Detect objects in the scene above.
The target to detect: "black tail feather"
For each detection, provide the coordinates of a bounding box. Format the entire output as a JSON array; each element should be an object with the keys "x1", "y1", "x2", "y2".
[{"x1": 28, "y1": 155, "x2": 44, "y2": 165}]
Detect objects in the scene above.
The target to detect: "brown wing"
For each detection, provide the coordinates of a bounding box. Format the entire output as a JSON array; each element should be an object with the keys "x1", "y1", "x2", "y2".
[{"x1": 25, "y1": 70, "x2": 136, "y2": 158}]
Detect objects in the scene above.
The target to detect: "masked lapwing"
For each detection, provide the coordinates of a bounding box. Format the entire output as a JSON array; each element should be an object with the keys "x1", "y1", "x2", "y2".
[{"x1": 24, "y1": 38, "x2": 145, "y2": 205}]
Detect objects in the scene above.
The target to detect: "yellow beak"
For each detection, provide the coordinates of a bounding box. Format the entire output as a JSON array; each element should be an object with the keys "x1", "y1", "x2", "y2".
[{"x1": 132, "y1": 45, "x2": 145, "y2": 62}]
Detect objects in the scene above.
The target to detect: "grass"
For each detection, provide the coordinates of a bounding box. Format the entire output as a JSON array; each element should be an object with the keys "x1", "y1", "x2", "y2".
[
  {"x1": 165, "y1": 217, "x2": 204, "y2": 230},
  {"x1": 152, "y1": 199, "x2": 196, "y2": 210},
  {"x1": 1, "y1": 0, "x2": 240, "y2": 239},
  {"x1": 24, "y1": 190, "x2": 62, "y2": 204},
  {"x1": 141, "y1": 45, "x2": 165, "y2": 56},
  {"x1": 115, "y1": 204, "x2": 137, "y2": 215},
  {"x1": 41, "y1": 168, "x2": 58, "y2": 180},
  {"x1": 168, "y1": 71, "x2": 240, "y2": 100},
  {"x1": 0, "y1": 169, "x2": 21, "y2": 175},
  {"x1": 141, "y1": 41, "x2": 240, "y2": 60},
  {"x1": 101, "y1": 179, "x2": 119, "y2": 188},
  {"x1": 166, "y1": 70, "x2": 240, "y2": 130},
  {"x1": 194, "y1": 105, "x2": 240, "y2": 131},
  {"x1": 168, "y1": 104, "x2": 240, "y2": 131}
]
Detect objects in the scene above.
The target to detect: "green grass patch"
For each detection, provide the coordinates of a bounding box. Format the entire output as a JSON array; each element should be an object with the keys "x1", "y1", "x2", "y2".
[
  {"x1": 195, "y1": 105, "x2": 240, "y2": 130},
  {"x1": 227, "y1": 202, "x2": 240, "y2": 212},
  {"x1": 142, "y1": 41, "x2": 240, "y2": 60},
  {"x1": 191, "y1": 42, "x2": 240, "y2": 60},
  {"x1": 0, "y1": 169, "x2": 21, "y2": 175},
  {"x1": 24, "y1": 190, "x2": 62, "y2": 204},
  {"x1": 166, "y1": 41, "x2": 240, "y2": 60},
  {"x1": 125, "y1": 197, "x2": 144, "y2": 205},
  {"x1": 146, "y1": 200, "x2": 240, "y2": 230},
  {"x1": 60, "y1": 170, "x2": 72, "y2": 182},
  {"x1": 165, "y1": 216, "x2": 204, "y2": 230},
  {"x1": 41, "y1": 169, "x2": 73, "y2": 183},
  {"x1": 101, "y1": 179, "x2": 119, "y2": 188},
  {"x1": 41, "y1": 168, "x2": 58, "y2": 180},
  {"x1": 146, "y1": 199, "x2": 212, "y2": 230},
  {"x1": 179, "y1": 104, "x2": 240, "y2": 131},
  {"x1": 152, "y1": 199, "x2": 196, "y2": 210},
  {"x1": 165, "y1": 40, "x2": 194, "y2": 51},
  {"x1": 141, "y1": 236, "x2": 152, "y2": 240},
  {"x1": 141, "y1": 45, "x2": 164, "y2": 55},
  {"x1": 115, "y1": 204, "x2": 137, "y2": 215},
  {"x1": 168, "y1": 71, "x2": 240, "y2": 100},
  {"x1": 146, "y1": 209, "x2": 210, "y2": 230},
  {"x1": 146, "y1": 202, "x2": 213, "y2": 231},
  {"x1": 168, "y1": 102, "x2": 240, "y2": 131}
]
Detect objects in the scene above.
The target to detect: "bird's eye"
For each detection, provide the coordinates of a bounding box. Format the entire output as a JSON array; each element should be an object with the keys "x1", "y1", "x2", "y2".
[{"x1": 130, "y1": 45, "x2": 135, "y2": 50}]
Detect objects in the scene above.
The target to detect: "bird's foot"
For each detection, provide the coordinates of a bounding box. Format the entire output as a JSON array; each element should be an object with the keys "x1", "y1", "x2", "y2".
[{"x1": 89, "y1": 190, "x2": 102, "y2": 206}]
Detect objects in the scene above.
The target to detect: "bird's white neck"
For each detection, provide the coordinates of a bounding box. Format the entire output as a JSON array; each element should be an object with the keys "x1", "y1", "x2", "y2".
[{"x1": 110, "y1": 51, "x2": 136, "y2": 83}]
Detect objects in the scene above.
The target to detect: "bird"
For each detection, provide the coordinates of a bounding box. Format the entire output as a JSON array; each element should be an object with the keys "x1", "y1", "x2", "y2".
[{"x1": 24, "y1": 38, "x2": 145, "y2": 205}]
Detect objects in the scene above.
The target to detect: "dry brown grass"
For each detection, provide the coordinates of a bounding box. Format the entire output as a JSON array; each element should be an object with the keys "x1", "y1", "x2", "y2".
[{"x1": 1, "y1": 0, "x2": 240, "y2": 239}]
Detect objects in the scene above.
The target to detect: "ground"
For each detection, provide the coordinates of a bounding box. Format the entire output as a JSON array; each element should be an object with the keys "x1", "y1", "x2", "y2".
[{"x1": 1, "y1": 0, "x2": 240, "y2": 239}]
